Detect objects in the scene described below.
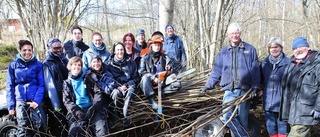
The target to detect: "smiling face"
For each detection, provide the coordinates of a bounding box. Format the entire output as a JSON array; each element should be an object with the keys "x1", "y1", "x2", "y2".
[
  {"x1": 19, "y1": 44, "x2": 33, "y2": 60},
  {"x1": 50, "y1": 42, "x2": 63, "y2": 56},
  {"x1": 91, "y1": 58, "x2": 102, "y2": 71},
  {"x1": 166, "y1": 26, "x2": 174, "y2": 37},
  {"x1": 293, "y1": 46, "x2": 309, "y2": 60},
  {"x1": 137, "y1": 34, "x2": 145, "y2": 44},
  {"x1": 92, "y1": 34, "x2": 103, "y2": 47},
  {"x1": 151, "y1": 43, "x2": 161, "y2": 52},
  {"x1": 72, "y1": 29, "x2": 83, "y2": 41},
  {"x1": 114, "y1": 44, "x2": 125, "y2": 60},
  {"x1": 124, "y1": 36, "x2": 133, "y2": 51},
  {"x1": 269, "y1": 43, "x2": 282, "y2": 58},
  {"x1": 70, "y1": 61, "x2": 82, "y2": 75},
  {"x1": 227, "y1": 28, "x2": 241, "y2": 46}
]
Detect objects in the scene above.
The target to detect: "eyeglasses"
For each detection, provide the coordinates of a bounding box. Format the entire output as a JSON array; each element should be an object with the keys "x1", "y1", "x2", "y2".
[
  {"x1": 228, "y1": 32, "x2": 241, "y2": 36},
  {"x1": 51, "y1": 46, "x2": 62, "y2": 50}
]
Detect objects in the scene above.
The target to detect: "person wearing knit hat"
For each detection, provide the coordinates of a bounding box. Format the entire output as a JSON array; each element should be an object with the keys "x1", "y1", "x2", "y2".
[
  {"x1": 63, "y1": 26, "x2": 89, "y2": 60},
  {"x1": 280, "y1": 36, "x2": 320, "y2": 137},
  {"x1": 138, "y1": 31, "x2": 181, "y2": 110},
  {"x1": 134, "y1": 28, "x2": 147, "y2": 52},
  {"x1": 43, "y1": 38, "x2": 69, "y2": 137},
  {"x1": 163, "y1": 24, "x2": 187, "y2": 74}
]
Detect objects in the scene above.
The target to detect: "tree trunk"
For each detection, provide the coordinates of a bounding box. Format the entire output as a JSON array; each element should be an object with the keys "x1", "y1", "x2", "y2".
[
  {"x1": 159, "y1": 0, "x2": 174, "y2": 34},
  {"x1": 104, "y1": 0, "x2": 112, "y2": 46}
]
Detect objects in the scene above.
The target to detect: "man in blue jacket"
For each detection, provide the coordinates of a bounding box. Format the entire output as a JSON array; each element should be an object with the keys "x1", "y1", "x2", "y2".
[
  {"x1": 163, "y1": 24, "x2": 187, "y2": 74},
  {"x1": 201, "y1": 23, "x2": 260, "y2": 137}
]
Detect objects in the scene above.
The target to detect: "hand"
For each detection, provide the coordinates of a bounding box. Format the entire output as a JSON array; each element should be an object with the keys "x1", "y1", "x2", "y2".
[
  {"x1": 111, "y1": 89, "x2": 120, "y2": 101},
  {"x1": 29, "y1": 102, "x2": 38, "y2": 109},
  {"x1": 8, "y1": 110, "x2": 15, "y2": 115},
  {"x1": 311, "y1": 110, "x2": 320, "y2": 119},
  {"x1": 249, "y1": 89, "x2": 257, "y2": 99},
  {"x1": 165, "y1": 65, "x2": 171, "y2": 70},
  {"x1": 75, "y1": 110, "x2": 88, "y2": 120},
  {"x1": 153, "y1": 77, "x2": 159, "y2": 84},
  {"x1": 200, "y1": 87, "x2": 208, "y2": 93},
  {"x1": 118, "y1": 85, "x2": 127, "y2": 92}
]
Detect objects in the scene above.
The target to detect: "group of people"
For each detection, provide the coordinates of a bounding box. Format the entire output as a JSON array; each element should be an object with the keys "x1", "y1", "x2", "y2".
[
  {"x1": 6, "y1": 25, "x2": 187, "y2": 137},
  {"x1": 201, "y1": 23, "x2": 320, "y2": 137}
]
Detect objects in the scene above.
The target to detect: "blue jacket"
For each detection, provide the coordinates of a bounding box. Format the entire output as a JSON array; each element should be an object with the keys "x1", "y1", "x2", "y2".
[
  {"x1": 82, "y1": 43, "x2": 110, "y2": 70},
  {"x1": 6, "y1": 55, "x2": 45, "y2": 110},
  {"x1": 261, "y1": 53, "x2": 290, "y2": 112},
  {"x1": 163, "y1": 34, "x2": 187, "y2": 70},
  {"x1": 205, "y1": 41, "x2": 260, "y2": 91}
]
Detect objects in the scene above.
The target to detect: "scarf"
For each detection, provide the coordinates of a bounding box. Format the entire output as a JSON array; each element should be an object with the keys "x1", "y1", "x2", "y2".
[
  {"x1": 268, "y1": 52, "x2": 284, "y2": 70},
  {"x1": 89, "y1": 42, "x2": 106, "y2": 54}
]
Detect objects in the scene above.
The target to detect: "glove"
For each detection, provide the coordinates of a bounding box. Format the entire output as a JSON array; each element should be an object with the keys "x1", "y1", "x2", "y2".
[
  {"x1": 249, "y1": 89, "x2": 257, "y2": 99},
  {"x1": 75, "y1": 110, "x2": 88, "y2": 120},
  {"x1": 311, "y1": 110, "x2": 320, "y2": 119},
  {"x1": 200, "y1": 87, "x2": 208, "y2": 93}
]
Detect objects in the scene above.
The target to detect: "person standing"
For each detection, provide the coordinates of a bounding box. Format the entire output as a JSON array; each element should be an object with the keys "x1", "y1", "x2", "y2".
[
  {"x1": 63, "y1": 56, "x2": 108, "y2": 136},
  {"x1": 82, "y1": 32, "x2": 111, "y2": 70},
  {"x1": 63, "y1": 26, "x2": 89, "y2": 60},
  {"x1": 280, "y1": 37, "x2": 320, "y2": 137},
  {"x1": 163, "y1": 24, "x2": 187, "y2": 74},
  {"x1": 201, "y1": 23, "x2": 260, "y2": 137},
  {"x1": 6, "y1": 40, "x2": 46, "y2": 136},
  {"x1": 261, "y1": 37, "x2": 289, "y2": 137},
  {"x1": 43, "y1": 38, "x2": 69, "y2": 137},
  {"x1": 133, "y1": 28, "x2": 147, "y2": 52}
]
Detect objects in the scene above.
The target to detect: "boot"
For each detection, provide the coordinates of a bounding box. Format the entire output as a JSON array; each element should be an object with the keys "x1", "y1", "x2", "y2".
[
  {"x1": 278, "y1": 134, "x2": 287, "y2": 137},
  {"x1": 270, "y1": 134, "x2": 278, "y2": 137},
  {"x1": 148, "y1": 97, "x2": 158, "y2": 109}
]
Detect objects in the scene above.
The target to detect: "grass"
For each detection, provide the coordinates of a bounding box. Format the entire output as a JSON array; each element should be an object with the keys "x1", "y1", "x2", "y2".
[{"x1": 0, "y1": 72, "x2": 6, "y2": 90}]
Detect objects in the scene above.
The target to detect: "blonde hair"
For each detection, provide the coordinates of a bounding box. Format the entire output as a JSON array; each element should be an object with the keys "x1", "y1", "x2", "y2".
[{"x1": 67, "y1": 56, "x2": 83, "y2": 71}]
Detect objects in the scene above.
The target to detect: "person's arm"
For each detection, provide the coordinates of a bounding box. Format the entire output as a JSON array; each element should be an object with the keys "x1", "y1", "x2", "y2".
[
  {"x1": 43, "y1": 63, "x2": 62, "y2": 111},
  {"x1": 62, "y1": 81, "x2": 81, "y2": 114},
  {"x1": 127, "y1": 61, "x2": 140, "y2": 87},
  {"x1": 250, "y1": 47, "x2": 261, "y2": 90},
  {"x1": 179, "y1": 38, "x2": 187, "y2": 66},
  {"x1": 33, "y1": 62, "x2": 45, "y2": 107},
  {"x1": 204, "y1": 51, "x2": 223, "y2": 89},
  {"x1": 138, "y1": 56, "x2": 148, "y2": 77},
  {"x1": 6, "y1": 62, "x2": 16, "y2": 112}
]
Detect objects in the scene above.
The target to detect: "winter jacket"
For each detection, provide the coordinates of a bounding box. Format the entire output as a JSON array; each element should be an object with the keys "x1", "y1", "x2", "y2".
[
  {"x1": 43, "y1": 52, "x2": 69, "y2": 111},
  {"x1": 88, "y1": 64, "x2": 115, "y2": 94},
  {"x1": 6, "y1": 55, "x2": 45, "y2": 110},
  {"x1": 82, "y1": 43, "x2": 111, "y2": 70},
  {"x1": 63, "y1": 39, "x2": 89, "y2": 60},
  {"x1": 261, "y1": 53, "x2": 290, "y2": 112},
  {"x1": 138, "y1": 53, "x2": 171, "y2": 77},
  {"x1": 163, "y1": 34, "x2": 187, "y2": 70},
  {"x1": 106, "y1": 55, "x2": 140, "y2": 88},
  {"x1": 63, "y1": 72, "x2": 104, "y2": 119},
  {"x1": 280, "y1": 51, "x2": 320, "y2": 125},
  {"x1": 133, "y1": 41, "x2": 147, "y2": 52},
  {"x1": 204, "y1": 41, "x2": 260, "y2": 91}
]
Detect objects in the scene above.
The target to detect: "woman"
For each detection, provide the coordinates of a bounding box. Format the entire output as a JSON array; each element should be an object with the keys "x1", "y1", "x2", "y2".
[
  {"x1": 123, "y1": 33, "x2": 140, "y2": 65},
  {"x1": 82, "y1": 32, "x2": 110, "y2": 70},
  {"x1": 260, "y1": 37, "x2": 289, "y2": 137},
  {"x1": 6, "y1": 40, "x2": 46, "y2": 136},
  {"x1": 107, "y1": 42, "x2": 140, "y2": 127},
  {"x1": 63, "y1": 56, "x2": 107, "y2": 136},
  {"x1": 139, "y1": 32, "x2": 180, "y2": 110}
]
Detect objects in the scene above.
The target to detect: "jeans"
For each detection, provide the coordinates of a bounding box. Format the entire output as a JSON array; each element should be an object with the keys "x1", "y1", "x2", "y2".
[
  {"x1": 265, "y1": 111, "x2": 287, "y2": 135},
  {"x1": 220, "y1": 89, "x2": 250, "y2": 137}
]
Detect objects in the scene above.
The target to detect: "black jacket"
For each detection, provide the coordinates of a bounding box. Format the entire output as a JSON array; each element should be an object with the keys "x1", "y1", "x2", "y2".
[
  {"x1": 138, "y1": 53, "x2": 171, "y2": 77},
  {"x1": 63, "y1": 39, "x2": 89, "y2": 60},
  {"x1": 106, "y1": 55, "x2": 140, "y2": 88}
]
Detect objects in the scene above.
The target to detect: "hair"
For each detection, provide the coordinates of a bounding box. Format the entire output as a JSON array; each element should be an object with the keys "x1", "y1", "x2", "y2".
[
  {"x1": 267, "y1": 37, "x2": 283, "y2": 54},
  {"x1": 122, "y1": 33, "x2": 135, "y2": 44},
  {"x1": 71, "y1": 26, "x2": 83, "y2": 34},
  {"x1": 67, "y1": 56, "x2": 83, "y2": 71},
  {"x1": 91, "y1": 32, "x2": 103, "y2": 41},
  {"x1": 18, "y1": 40, "x2": 33, "y2": 50},
  {"x1": 227, "y1": 23, "x2": 241, "y2": 33},
  {"x1": 148, "y1": 43, "x2": 162, "y2": 54}
]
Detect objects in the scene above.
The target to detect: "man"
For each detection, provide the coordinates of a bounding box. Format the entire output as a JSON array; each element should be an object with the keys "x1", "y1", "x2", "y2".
[
  {"x1": 133, "y1": 28, "x2": 147, "y2": 52},
  {"x1": 201, "y1": 23, "x2": 260, "y2": 137},
  {"x1": 163, "y1": 24, "x2": 187, "y2": 74},
  {"x1": 280, "y1": 37, "x2": 320, "y2": 137},
  {"x1": 63, "y1": 26, "x2": 89, "y2": 60},
  {"x1": 43, "y1": 38, "x2": 69, "y2": 137}
]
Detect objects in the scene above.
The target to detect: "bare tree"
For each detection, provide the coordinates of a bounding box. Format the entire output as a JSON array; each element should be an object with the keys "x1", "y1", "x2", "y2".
[{"x1": 159, "y1": 0, "x2": 174, "y2": 34}]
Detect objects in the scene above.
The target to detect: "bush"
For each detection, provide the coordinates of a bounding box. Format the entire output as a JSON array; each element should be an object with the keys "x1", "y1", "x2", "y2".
[{"x1": 0, "y1": 45, "x2": 16, "y2": 70}]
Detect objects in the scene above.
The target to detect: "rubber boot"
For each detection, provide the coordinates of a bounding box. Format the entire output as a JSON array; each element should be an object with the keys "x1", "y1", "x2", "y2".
[
  {"x1": 278, "y1": 134, "x2": 287, "y2": 137},
  {"x1": 148, "y1": 97, "x2": 158, "y2": 109}
]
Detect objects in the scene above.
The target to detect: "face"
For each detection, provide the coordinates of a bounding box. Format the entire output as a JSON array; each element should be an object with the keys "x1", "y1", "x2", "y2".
[
  {"x1": 151, "y1": 43, "x2": 161, "y2": 52},
  {"x1": 137, "y1": 34, "x2": 145, "y2": 43},
  {"x1": 124, "y1": 36, "x2": 133, "y2": 50},
  {"x1": 114, "y1": 44, "x2": 124, "y2": 60},
  {"x1": 91, "y1": 58, "x2": 102, "y2": 71},
  {"x1": 50, "y1": 42, "x2": 63, "y2": 56},
  {"x1": 92, "y1": 35, "x2": 103, "y2": 47},
  {"x1": 269, "y1": 43, "x2": 282, "y2": 58},
  {"x1": 166, "y1": 26, "x2": 174, "y2": 37},
  {"x1": 227, "y1": 28, "x2": 241, "y2": 45},
  {"x1": 293, "y1": 46, "x2": 309, "y2": 60},
  {"x1": 70, "y1": 61, "x2": 82, "y2": 75},
  {"x1": 72, "y1": 29, "x2": 83, "y2": 41},
  {"x1": 20, "y1": 44, "x2": 33, "y2": 60}
]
